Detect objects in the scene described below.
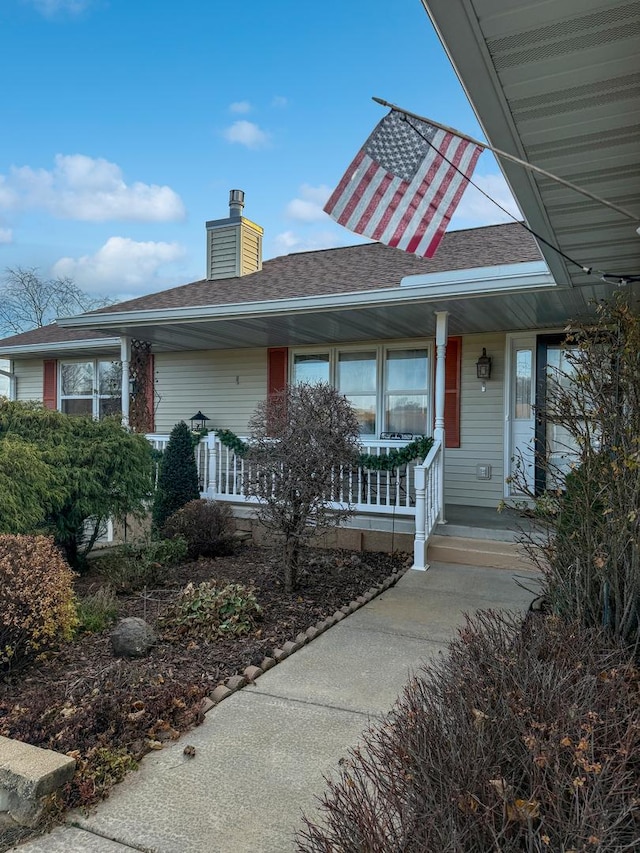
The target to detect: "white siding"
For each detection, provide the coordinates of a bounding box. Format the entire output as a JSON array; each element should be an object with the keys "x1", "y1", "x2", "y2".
[
  {"x1": 444, "y1": 333, "x2": 506, "y2": 508},
  {"x1": 13, "y1": 359, "x2": 43, "y2": 402},
  {"x1": 153, "y1": 348, "x2": 267, "y2": 434}
]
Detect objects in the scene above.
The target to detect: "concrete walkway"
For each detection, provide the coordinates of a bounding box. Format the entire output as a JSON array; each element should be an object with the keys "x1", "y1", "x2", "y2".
[{"x1": 12, "y1": 561, "x2": 540, "y2": 853}]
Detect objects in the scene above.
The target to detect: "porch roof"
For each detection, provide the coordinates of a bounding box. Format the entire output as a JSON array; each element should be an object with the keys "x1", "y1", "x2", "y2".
[{"x1": 421, "y1": 0, "x2": 640, "y2": 291}]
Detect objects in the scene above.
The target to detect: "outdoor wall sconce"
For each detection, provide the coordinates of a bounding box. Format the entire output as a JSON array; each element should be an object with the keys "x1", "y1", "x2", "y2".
[
  {"x1": 128, "y1": 378, "x2": 137, "y2": 397},
  {"x1": 189, "y1": 410, "x2": 210, "y2": 432},
  {"x1": 476, "y1": 348, "x2": 492, "y2": 393}
]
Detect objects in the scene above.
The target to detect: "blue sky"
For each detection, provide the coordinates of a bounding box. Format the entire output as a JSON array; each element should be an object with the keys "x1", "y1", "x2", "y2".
[{"x1": 0, "y1": 0, "x2": 520, "y2": 303}]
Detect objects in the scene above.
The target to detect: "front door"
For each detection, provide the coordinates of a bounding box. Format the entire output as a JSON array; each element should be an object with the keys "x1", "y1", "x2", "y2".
[
  {"x1": 507, "y1": 334, "x2": 581, "y2": 497},
  {"x1": 535, "y1": 335, "x2": 581, "y2": 494}
]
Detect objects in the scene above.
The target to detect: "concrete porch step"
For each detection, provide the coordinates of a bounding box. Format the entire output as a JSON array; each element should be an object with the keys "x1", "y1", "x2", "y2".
[{"x1": 427, "y1": 534, "x2": 535, "y2": 571}]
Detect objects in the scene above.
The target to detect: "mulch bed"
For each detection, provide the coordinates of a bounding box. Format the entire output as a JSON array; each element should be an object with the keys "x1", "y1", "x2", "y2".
[{"x1": 0, "y1": 544, "x2": 409, "y2": 822}]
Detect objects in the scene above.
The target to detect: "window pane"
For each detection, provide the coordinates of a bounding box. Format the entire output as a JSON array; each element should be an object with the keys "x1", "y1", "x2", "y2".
[
  {"x1": 386, "y1": 349, "x2": 428, "y2": 391},
  {"x1": 338, "y1": 351, "x2": 376, "y2": 393},
  {"x1": 345, "y1": 394, "x2": 376, "y2": 435},
  {"x1": 293, "y1": 353, "x2": 330, "y2": 384},
  {"x1": 99, "y1": 396, "x2": 122, "y2": 418},
  {"x1": 99, "y1": 361, "x2": 122, "y2": 395},
  {"x1": 61, "y1": 362, "x2": 93, "y2": 395},
  {"x1": 515, "y1": 349, "x2": 532, "y2": 419},
  {"x1": 386, "y1": 394, "x2": 428, "y2": 434},
  {"x1": 61, "y1": 398, "x2": 93, "y2": 416}
]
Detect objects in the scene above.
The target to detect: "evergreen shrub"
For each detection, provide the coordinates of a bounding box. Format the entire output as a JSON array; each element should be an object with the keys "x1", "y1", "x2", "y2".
[
  {"x1": 0, "y1": 534, "x2": 77, "y2": 670},
  {"x1": 152, "y1": 421, "x2": 200, "y2": 532}
]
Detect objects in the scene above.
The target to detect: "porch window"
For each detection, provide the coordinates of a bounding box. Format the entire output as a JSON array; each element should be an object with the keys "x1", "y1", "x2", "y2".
[
  {"x1": 60, "y1": 360, "x2": 122, "y2": 418},
  {"x1": 292, "y1": 353, "x2": 330, "y2": 384},
  {"x1": 291, "y1": 343, "x2": 431, "y2": 438},
  {"x1": 384, "y1": 348, "x2": 429, "y2": 434},
  {"x1": 338, "y1": 351, "x2": 377, "y2": 435}
]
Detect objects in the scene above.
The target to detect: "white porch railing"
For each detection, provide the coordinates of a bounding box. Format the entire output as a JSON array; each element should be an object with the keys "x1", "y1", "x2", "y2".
[
  {"x1": 146, "y1": 432, "x2": 423, "y2": 515},
  {"x1": 411, "y1": 439, "x2": 444, "y2": 571}
]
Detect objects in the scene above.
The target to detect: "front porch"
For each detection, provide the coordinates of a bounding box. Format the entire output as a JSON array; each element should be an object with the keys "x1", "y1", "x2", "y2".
[{"x1": 147, "y1": 431, "x2": 533, "y2": 570}]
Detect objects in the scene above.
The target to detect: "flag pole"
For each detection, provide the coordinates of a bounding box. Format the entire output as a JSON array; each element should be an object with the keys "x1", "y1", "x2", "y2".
[{"x1": 373, "y1": 97, "x2": 639, "y2": 223}]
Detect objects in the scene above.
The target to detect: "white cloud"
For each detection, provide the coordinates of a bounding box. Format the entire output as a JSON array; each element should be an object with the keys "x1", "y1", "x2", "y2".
[
  {"x1": 285, "y1": 184, "x2": 333, "y2": 223},
  {"x1": 0, "y1": 154, "x2": 185, "y2": 222},
  {"x1": 449, "y1": 173, "x2": 521, "y2": 229},
  {"x1": 272, "y1": 228, "x2": 348, "y2": 255},
  {"x1": 222, "y1": 120, "x2": 270, "y2": 149},
  {"x1": 0, "y1": 228, "x2": 13, "y2": 244},
  {"x1": 229, "y1": 101, "x2": 251, "y2": 114},
  {"x1": 52, "y1": 237, "x2": 187, "y2": 295},
  {"x1": 271, "y1": 96, "x2": 288, "y2": 109},
  {"x1": 27, "y1": 0, "x2": 92, "y2": 15}
]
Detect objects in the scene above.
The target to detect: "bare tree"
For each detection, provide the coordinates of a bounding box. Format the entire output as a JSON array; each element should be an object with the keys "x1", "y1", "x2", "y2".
[
  {"x1": 0, "y1": 266, "x2": 111, "y2": 336},
  {"x1": 244, "y1": 382, "x2": 361, "y2": 592}
]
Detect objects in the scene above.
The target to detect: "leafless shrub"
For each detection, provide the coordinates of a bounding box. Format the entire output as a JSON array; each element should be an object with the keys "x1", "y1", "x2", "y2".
[
  {"x1": 244, "y1": 383, "x2": 361, "y2": 592},
  {"x1": 510, "y1": 293, "x2": 640, "y2": 648},
  {"x1": 298, "y1": 611, "x2": 640, "y2": 852}
]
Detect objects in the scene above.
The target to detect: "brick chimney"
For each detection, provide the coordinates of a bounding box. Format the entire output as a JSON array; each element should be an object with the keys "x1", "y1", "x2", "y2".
[{"x1": 205, "y1": 190, "x2": 263, "y2": 280}]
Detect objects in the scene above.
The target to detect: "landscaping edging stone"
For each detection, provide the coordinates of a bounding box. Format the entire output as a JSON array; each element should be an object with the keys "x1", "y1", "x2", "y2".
[{"x1": 204, "y1": 565, "x2": 409, "y2": 712}]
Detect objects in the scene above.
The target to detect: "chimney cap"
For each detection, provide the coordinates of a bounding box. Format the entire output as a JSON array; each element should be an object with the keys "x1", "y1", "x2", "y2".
[{"x1": 229, "y1": 189, "x2": 245, "y2": 217}]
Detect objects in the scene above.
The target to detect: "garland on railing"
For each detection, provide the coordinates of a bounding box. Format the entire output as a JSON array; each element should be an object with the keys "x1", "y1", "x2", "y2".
[
  {"x1": 215, "y1": 428, "x2": 249, "y2": 457},
  {"x1": 211, "y1": 428, "x2": 433, "y2": 471},
  {"x1": 357, "y1": 436, "x2": 433, "y2": 471}
]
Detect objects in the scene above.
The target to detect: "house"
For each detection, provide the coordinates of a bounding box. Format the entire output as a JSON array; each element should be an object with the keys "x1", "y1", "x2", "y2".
[
  {"x1": 0, "y1": 189, "x2": 610, "y2": 560},
  {"x1": 1, "y1": 0, "x2": 636, "y2": 564}
]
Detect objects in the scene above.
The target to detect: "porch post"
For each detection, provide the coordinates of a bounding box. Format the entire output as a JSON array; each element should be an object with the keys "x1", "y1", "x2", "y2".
[
  {"x1": 434, "y1": 311, "x2": 448, "y2": 524},
  {"x1": 120, "y1": 336, "x2": 131, "y2": 428}
]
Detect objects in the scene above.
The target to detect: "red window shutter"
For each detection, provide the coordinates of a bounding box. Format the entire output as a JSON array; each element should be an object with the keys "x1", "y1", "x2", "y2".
[
  {"x1": 267, "y1": 347, "x2": 288, "y2": 436},
  {"x1": 43, "y1": 359, "x2": 58, "y2": 410},
  {"x1": 267, "y1": 347, "x2": 288, "y2": 400},
  {"x1": 444, "y1": 337, "x2": 461, "y2": 448},
  {"x1": 145, "y1": 354, "x2": 155, "y2": 432}
]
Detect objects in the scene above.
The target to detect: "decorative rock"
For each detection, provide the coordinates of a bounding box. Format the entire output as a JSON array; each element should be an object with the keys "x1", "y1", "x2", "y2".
[
  {"x1": 348, "y1": 602, "x2": 360, "y2": 613},
  {"x1": 260, "y1": 657, "x2": 276, "y2": 671},
  {"x1": 356, "y1": 595, "x2": 368, "y2": 605},
  {"x1": 315, "y1": 620, "x2": 328, "y2": 633},
  {"x1": 282, "y1": 640, "x2": 300, "y2": 655},
  {"x1": 340, "y1": 605, "x2": 351, "y2": 615},
  {"x1": 368, "y1": 586, "x2": 380, "y2": 596},
  {"x1": 332, "y1": 611, "x2": 346, "y2": 622},
  {"x1": 243, "y1": 665, "x2": 263, "y2": 682},
  {"x1": 210, "y1": 685, "x2": 232, "y2": 704},
  {"x1": 305, "y1": 626, "x2": 319, "y2": 641},
  {"x1": 273, "y1": 648, "x2": 289, "y2": 662},
  {"x1": 295, "y1": 633, "x2": 309, "y2": 646},
  {"x1": 225, "y1": 674, "x2": 246, "y2": 691},
  {"x1": 110, "y1": 617, "x2": 156, "y2": 659}
]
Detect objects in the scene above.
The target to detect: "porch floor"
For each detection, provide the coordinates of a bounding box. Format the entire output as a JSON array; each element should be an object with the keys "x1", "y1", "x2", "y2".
[{"x1": 438, "y1": 504, "x2": 543, "y2": 543}]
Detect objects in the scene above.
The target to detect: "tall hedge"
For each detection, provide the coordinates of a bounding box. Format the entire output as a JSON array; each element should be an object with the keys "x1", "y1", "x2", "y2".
[{"x1": 152, "y1": 421, "x2": 200, "y2": 532}]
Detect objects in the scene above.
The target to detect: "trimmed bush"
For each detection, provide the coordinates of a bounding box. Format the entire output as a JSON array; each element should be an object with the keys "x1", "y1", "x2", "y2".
[
  {"x1": 99, "y1": 537, "x2": 188, "y2": 593},
  {"x1": 162, "y1": 499, "x2": 235, "y2": 559},
  {"x1": 299, "y1": 611, "x2": 640, "y2": 852},
  {"x1": 152, "y1": 421, "x2": 200, "y2": 532},
  {"x1": 160, "y1": 581, "x2": 261, "y2": 641},
  {"x1": 0, "y1": 534, "x2": 77, "y2": 671}
]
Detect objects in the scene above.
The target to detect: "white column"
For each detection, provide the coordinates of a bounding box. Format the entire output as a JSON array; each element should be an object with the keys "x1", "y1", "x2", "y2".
[
  {"x1": 120, "y1": 336, "x2": 131, "y2": 428},
  {"x1": 0, "y1": 368, "x2": 16, "y2": 401},
  {"x1": 412, "y1": 465, "x2": 427, "y2": 570},
  {"x1": 434, "y1": 311, "x2": 448, "y2": 524}
]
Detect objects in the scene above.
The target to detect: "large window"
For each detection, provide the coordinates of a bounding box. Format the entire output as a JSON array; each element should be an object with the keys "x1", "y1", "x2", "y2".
[
  {"x1": 292, "y1": 344, "x2": 431, "y2": 437},
  {"x1": 60, "y1": 360, "x2": 122, "y2": 418}
]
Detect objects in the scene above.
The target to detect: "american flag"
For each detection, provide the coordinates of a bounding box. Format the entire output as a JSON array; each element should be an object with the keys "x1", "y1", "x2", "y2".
[{"x1": 323, "y1": 110, "x2": 483, "y2": 258}]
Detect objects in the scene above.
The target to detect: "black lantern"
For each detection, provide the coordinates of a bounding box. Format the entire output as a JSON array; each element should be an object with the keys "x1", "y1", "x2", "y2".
[
  {"x1": 476, "y1": 348, "x2": 492, "y2": 380},
  {"x1": 189, "y1": 410, "x2": 210, "y2": 432}
]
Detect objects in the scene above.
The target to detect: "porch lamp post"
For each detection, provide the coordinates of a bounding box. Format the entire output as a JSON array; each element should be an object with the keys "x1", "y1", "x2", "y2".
[
  {"x1": 189, "y1": 411, "x2": 210, "y2": 432},
  {"x1": 476, "y1": 348, "x2": 492, "y2": 393}
]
